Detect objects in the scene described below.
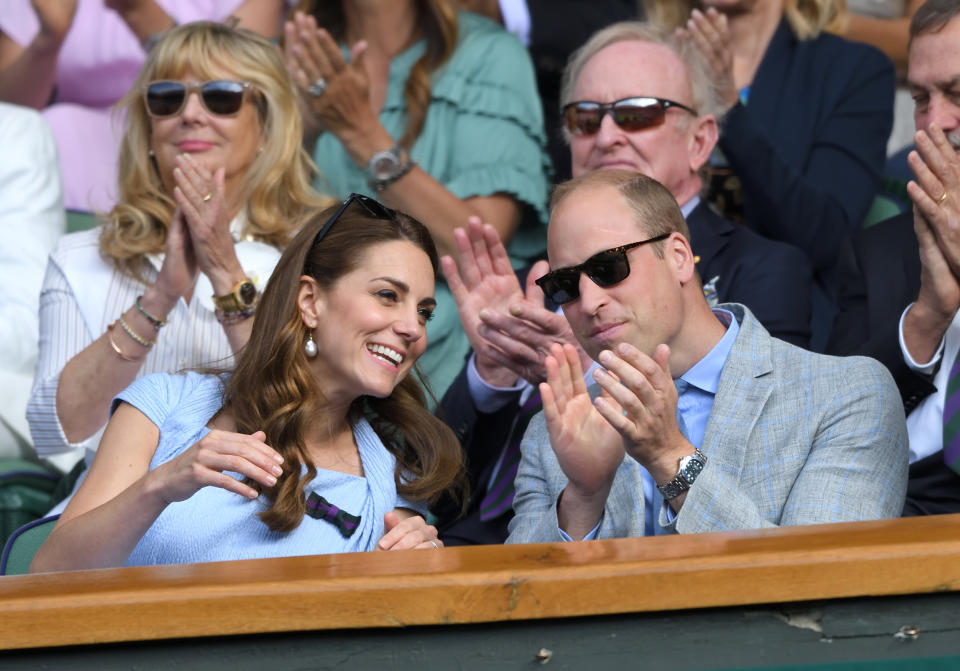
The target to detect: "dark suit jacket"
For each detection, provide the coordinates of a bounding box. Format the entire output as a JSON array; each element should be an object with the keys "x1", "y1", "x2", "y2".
[
  {"x1": 688, "y1": 201, "x2": 813, "y2": 348},
  {"x1": 719, "y1": 20, "x2": 894, "y2": 275},
  {"x1": 828, "y1": 212, "x2": 960, "y2": 515},
  {"x1": 432, "y1": 266, "x2": 556, "y2": 546}
]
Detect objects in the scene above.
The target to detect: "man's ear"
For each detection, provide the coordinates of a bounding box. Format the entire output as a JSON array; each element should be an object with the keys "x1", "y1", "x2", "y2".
[
  {"x1": 668, "y1": 233, "x2": 698, "y2": 285},
  {"x1": 297, "y1": 275, "x2": 325, "y2": 329},
  {"x1": 687, "y1": 114, "x2": 719, "y2": 173}
]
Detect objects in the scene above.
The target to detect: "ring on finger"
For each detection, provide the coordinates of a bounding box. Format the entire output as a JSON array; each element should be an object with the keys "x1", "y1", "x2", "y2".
[
  {"x1": 429, "y1": 540, "x2": 440, "y2": 549},
  {"x1": 939, "y1": 191, "x2": 949, "y2": 205},
  {"x1": 308, "y1": 77, "x2": 328, "y2": 97},
  {"x1": 202, "y1": 193, "x2": 212, "y2": 202}
]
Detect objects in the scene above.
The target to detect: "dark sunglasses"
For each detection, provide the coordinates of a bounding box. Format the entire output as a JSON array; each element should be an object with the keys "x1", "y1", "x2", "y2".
[
  {"x1": 305, "y1": 193, "x2": 396, "y2": 273},
  {"x1": 562, "y1": 97, "x2": 697, "y2": 136},
  {"x1": 535, "y1": 233, "x2": 670, "y2": 304},
  {"x1": 144, "y1": 80, "x2": 253, "y2": 118}
]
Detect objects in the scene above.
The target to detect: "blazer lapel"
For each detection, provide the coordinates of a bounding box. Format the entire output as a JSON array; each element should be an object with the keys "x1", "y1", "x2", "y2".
[{"x1": 700, "y1": 306, "x2": 774, "y2": 481}]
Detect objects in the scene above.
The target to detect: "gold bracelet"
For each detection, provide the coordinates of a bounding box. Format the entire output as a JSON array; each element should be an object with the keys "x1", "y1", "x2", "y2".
[
  {"x1": 135, "y1": 295, "x2": 168, "y2": 329},
  {"x1": 118, "y1": 314, "x2": 156, "y2": 347},
  {"x1": 107, "y1": 322, "x2": 142, "y2": 362}
]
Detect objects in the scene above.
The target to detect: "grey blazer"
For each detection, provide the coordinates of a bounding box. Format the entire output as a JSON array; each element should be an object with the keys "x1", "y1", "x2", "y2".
[{"x1": 506, "y1": 304, "x2": 909, "y2": 543}]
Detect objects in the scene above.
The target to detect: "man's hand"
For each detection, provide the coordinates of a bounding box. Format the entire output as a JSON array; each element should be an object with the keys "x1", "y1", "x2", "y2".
[
  {"x1": 473, "y1": 259, "x2": 592, "y2": 385},
  {"x1": 591, "y1": 343, "x2": 693, "y2": 486},
  {"x1": 904, "y1": 125, "x2": 960, "y2": 363},
  {"x1": 441, "y1": 217, "x2": 525, "y2": 387},
  {"x1": 541, "y1": 344, "x2": 624, "y2": 538}
]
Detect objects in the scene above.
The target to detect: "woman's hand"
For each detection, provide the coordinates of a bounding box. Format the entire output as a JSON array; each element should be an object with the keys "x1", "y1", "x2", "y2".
[
  {"x1": 172, "y1": 153, "x2": 245, "y2": 292},
  {"x1": 152, "y1": 206, "x2": 199, "y2": 306},
  {"x1": 148, "y1": 429, "x2": 284, "y2": 505},
  {"x1": 677, "y1": 7, "x2": 738, "y2": 111},
  {"x1": 31, "y1": 0, "x2": 78, "y2": 46},
  {"x1": 376, "y1": 510, "x2": 443, "y2": 550},
  {"x1": 283, "y1": 11, "x2": 382, "y2": 161}
]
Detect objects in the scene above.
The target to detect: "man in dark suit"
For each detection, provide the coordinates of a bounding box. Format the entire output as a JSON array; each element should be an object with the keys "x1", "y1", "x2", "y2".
[
  {"x1": 829, "y1": 0, "x2": 960, "y2": 516},
  {"x1": 432, "y1": 21, "x2": 813, "y2": 545}
]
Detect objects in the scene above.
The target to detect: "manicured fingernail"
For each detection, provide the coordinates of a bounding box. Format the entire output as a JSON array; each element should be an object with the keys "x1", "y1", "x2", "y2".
[
  {"x1": 598, "y1": 350, "x2": 611, "y2": 364},
  {"x1": 266, "y1": 475, "x2": 277, "y2": 486},
  {"x1": 271, "y1": 465, "x2": 282, "y2": 476}
]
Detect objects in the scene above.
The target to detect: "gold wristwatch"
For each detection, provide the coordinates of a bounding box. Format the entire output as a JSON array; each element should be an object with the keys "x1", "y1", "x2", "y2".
[{"x1": 213, "y1": 278, "x2": 258, "y2": 312}]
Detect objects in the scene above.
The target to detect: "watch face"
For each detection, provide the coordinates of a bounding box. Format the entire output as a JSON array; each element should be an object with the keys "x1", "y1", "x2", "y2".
[
  {"x1": 679, "y1": 454, "x2": 705, "y2": 484},
  {"x1": 238, "y1": 281, "x2": 257, "y2": 306},
  {"x1": 371, "y1": 152, "x2": 401, "y2": 180}
]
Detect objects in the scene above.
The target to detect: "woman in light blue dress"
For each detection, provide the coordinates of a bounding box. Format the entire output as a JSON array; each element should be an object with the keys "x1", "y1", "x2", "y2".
[{"x1": 31, "y1": 195, "x2": 464, "y2": 571}]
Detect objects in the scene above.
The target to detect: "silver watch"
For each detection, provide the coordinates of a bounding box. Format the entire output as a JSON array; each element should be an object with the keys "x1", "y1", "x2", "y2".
[
  {"x1": 657, "y1": 449, "x2": 707, "y2": 500},
  {"x1": 367, "y1": 144, "x2": 403, "y2": 181}
]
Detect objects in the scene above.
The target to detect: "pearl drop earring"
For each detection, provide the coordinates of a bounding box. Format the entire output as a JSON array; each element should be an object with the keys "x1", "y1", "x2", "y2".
[{"x1": 304, "y1": 331, "x2": 318, "y2": 358}]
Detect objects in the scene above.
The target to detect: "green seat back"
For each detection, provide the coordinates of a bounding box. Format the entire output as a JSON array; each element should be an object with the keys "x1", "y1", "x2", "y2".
[{"x1": 0, "y1": 515, "x2": 59, "y2": 575}]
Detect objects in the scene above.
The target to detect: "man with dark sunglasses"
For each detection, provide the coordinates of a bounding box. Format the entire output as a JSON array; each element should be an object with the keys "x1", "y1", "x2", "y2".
[
  {"x1": 432, "y1": 20, "x2": 815, "y2": 545},
  {"x1": 505, "y1": 170, "x2": 907, "y2": 543}
]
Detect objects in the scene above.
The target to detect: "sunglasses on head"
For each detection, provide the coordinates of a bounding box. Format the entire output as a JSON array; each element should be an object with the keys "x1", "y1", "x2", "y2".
[
  {"x1": 562, "y1": 97, "x2": 697, "y2": 136},
  {"x1": 535, "y1": 233, "x2": 670, "y2": 304},
  {"x1": 144, "y1": 80, "x2": 253, "y2": 118},
  {"x1": 305, "y1": 193, "x2": 396, "y2": 273}
]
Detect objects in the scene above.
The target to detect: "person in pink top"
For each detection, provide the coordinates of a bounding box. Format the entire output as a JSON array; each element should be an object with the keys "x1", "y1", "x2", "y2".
[{"x1": 0, "y1": 0, "x2": 287, "y2": 212}]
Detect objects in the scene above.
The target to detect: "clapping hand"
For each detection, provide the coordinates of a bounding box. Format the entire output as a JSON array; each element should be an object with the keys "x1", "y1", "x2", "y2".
[
  {"x1": 541, "y1": 343, "x2": 624, "y2": 496},
  {"x1": 441, "y1": 217, "x2": 526, "y2": 386},
  {"x1": 591, "y1": 343, "x2": 691, "y2": 478},
  {"x1": 284, "y1": 11, "x2": 378, "y2": 150},
  {"x1": 31, "y1": 0, "x2": 78, "y2": 46},
  {"x1": 676, "y1": 7, "x2": 738, "y2": 110},
  {"x1": 172, "y1": 153, "x2": 244, "y2": 291}
]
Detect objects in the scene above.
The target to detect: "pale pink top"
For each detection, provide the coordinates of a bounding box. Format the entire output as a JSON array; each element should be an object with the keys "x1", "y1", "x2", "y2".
[{"x1": 0, "y1": 0, "x2": 245, "y2": 212}]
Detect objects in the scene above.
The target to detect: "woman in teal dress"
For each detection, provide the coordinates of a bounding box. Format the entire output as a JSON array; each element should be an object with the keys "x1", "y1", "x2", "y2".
[
  {"x1": 31, "y1": 196, "x2": 464, "y2": 570},
  {"x1": 284, "y1": 0, "x2": 551, "y2": 397}
]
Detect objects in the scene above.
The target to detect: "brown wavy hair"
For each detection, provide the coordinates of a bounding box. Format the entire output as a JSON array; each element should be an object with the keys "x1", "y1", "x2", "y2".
[
  {"x1": 224, "y1": 200, "x2": 465, "y2": 532},
  {"x1": 100, "y1": 21, "x2": 331, "y2": 279},
  {"x1": 296, "y1": 0, "x2": 458, "y2": 150}
]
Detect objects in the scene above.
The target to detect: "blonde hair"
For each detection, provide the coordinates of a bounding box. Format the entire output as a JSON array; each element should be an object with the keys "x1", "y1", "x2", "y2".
[
  {"x1": 560, "y1": 21, "x2": 727, "y2": 124},
  {"x1": 642, "y1": 0, "x2": 847, "y2": 40},
  {"x1": 100, "y1": 22, "x2": 330, "y2": 277}
]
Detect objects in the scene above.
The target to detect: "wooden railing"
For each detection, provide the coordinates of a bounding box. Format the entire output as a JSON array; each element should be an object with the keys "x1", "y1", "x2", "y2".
[{"x1": 1, "y1": 514, "x2": 959, "y2": 651}]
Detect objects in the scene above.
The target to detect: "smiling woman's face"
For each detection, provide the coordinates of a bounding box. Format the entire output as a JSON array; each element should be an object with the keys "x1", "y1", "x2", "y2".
[
  {"x1": 149, "y1": 70, "x2": 263, "y2": 200},
  {"x1": 305, "y1": 239, "x2": 437, "y2": 402}
]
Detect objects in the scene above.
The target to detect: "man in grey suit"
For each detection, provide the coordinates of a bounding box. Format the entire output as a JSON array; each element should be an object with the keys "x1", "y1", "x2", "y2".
[{"x1": 506, "y1": 170, "x2": 908, "y2": 543}]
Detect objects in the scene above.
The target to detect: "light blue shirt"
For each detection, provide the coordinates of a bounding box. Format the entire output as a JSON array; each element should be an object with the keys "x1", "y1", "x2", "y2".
[{"x1": 565, "y1": 308, "x2": 739, "y2": 540}]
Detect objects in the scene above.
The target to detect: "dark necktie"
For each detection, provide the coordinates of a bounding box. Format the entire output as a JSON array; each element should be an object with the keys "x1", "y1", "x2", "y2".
[
  {"x1": 479, "y1": 390, "x2": 543, "y2": 521},
  {"x1": 305, "y1": 492, "x2": 362, "y2": 538},
  {"x1": 943, "y1": 353, "x2": 960, "y2": 474}
]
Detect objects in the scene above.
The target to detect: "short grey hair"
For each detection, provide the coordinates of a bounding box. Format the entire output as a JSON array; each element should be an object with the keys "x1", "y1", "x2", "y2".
[{"x1": 559, "y1": 21, "x2": 727, "y2": 126}]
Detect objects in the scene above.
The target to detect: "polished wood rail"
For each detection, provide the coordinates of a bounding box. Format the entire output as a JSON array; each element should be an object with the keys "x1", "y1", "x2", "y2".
[{"x1": 1, "y1": 514, "x2": 959, "y2": 651}]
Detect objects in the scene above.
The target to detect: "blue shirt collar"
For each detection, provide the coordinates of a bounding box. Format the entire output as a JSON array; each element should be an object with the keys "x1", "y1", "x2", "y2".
[
  {"x1": 677, "y1": 308, "x2": 738, "y2": 394},
  {"x1": 679, "y1": 194, "x2": 700, "y2": 219}
]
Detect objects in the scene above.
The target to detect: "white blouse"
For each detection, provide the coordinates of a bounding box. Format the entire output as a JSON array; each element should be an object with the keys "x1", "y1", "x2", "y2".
[{"x1": 26, "y1": 223, "x2": 280, "y2": 467}]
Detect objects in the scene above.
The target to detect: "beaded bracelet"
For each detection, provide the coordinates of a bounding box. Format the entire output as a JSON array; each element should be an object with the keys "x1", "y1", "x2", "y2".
[
  {"x1": 135, "y1": 295, "x2": 168, "y2": 330},
  {"x1": 107, "y1": 322, "x2": 142, "y2": 362},
  {"x1": 215, "y1": 306, "x2": 256, "y2": 326},
  {"x1": 118, "y1": 314, "x2": 157, "y2": 347}
]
